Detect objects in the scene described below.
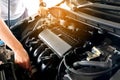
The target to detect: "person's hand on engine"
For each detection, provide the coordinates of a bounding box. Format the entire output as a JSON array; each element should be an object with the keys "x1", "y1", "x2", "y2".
[
  {"x1": 0, "y1": 19, "x2": 30, "y2": 70},
  {"x1": 38, "y1": 1, "x2": 48, "y2": 17},
  {"x1": 14, "y1": 45, "x2": 30, "y2": 70},
  {"x1": 38, "y1": 6, "x2": 48, "y2": 17}
]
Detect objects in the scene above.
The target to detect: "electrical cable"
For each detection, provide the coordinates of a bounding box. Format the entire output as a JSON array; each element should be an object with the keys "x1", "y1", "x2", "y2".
[
  {"x1": 8, "y1": 0, "x2": 11, "y2": 27},
  {"x1": 57, "y1": 59, "x2": 64, "y2": 80}
]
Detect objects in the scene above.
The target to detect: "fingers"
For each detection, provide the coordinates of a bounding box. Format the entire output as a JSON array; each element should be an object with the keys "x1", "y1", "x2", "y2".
[
  {"x1": 38, "y1": 6, "x2": 48, "y2": 17},
  {"x1": 15, "y1": 56, "x2": 30, "y2": 69},
  {"x1": 0, "y1": 61, "x2": 3, "y2": 65},
  {"x1": 14, "y1": 50, "x2": 31, "y2": 70}
]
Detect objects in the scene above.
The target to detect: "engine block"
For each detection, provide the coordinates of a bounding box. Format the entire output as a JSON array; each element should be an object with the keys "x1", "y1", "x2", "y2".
[{"x1": 9, "y1": 1, "x2": 120, "y2": 80}]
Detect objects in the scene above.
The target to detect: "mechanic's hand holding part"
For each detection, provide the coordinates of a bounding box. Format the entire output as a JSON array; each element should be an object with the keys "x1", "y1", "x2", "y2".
[
  {"x1": 0, "y1": 19, "x2": 30, "y2": 70},
  {"x1": 38, "y1": 0, "x2": 48, "y2": 17},
  {"x1": 14, "y1": 45, "x2": 30, "y2": 69},
  {"x1": 38, "y1": 6, "x2": 48, "y2": 17}
]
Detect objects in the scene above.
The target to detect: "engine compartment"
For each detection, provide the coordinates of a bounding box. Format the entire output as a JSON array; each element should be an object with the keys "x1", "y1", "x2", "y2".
[{"x1": 1, "y1": 0, "x2": 120, "y2": 80}]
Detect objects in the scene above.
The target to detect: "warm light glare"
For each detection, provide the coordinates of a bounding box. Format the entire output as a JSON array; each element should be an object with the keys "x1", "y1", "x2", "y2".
[
  {"x1": 24, "y1": 0, "x2": 69, "y2": 16},
  {"x1": 24, "y1": 0, "x2": 39, "y2": 16},
  {"x1": 44, "y1": 0, "x2": 70, "y2": 10},
  {"x1": 44, "y1": 0, "x2": 63, "y2": 8}
]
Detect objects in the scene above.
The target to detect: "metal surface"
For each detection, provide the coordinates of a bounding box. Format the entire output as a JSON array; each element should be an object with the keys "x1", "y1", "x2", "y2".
[{"x1": 39, "y1": 29, "x2": 72, "y2": 57}]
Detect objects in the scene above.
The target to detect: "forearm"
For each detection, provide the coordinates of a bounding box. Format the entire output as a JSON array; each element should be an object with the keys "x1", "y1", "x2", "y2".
[
  {"x1": 0, "y1": 19, "x2": 23, "y2": 51},
  {"x1": 0, "y1": 19, "x2": 30, "y2": 69}
]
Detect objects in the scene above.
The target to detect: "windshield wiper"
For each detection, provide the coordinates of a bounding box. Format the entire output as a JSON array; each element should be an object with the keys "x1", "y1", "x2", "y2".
[
  {"x1": 88, "y1": 0, "x2": 120, "y2": 6},
  {"x1": 88, "y1": 3, "x2": 120, "y2": 11},
  {"x1": 73, "y1": 1, "x2": 120, "y2": 12}
]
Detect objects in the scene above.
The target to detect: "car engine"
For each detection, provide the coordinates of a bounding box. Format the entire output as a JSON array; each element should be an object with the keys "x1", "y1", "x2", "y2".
[{"x1": 1, "y1": 0, "x2": 120, "y2": 80}]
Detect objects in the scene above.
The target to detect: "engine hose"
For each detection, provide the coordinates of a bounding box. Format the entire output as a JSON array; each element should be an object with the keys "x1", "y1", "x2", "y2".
[
  {"x1": 63, "y1": 54, "x2": 113, "y2": 76},
  {"x1": 73, "y1": 60, "x2": 112, "y2": 69},
  {"x1": 20, "y1": 27, "x2": 43, "y2": 42}
]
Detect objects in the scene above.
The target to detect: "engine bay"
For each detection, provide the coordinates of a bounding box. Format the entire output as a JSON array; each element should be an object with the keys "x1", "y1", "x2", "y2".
[{"x1": 1, "y1": 0, "x2": 120, "y2": 80}]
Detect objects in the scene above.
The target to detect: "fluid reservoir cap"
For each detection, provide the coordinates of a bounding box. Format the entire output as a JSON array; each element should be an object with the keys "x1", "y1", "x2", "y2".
[{"x1": 0, "y1": 40, "x2": 5, "y2": 46}]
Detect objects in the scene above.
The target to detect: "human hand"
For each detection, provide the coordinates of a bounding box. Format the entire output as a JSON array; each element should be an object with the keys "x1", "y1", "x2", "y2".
[
  {"x1": 38, "y1": 6, "x2": 48, "y2": 17},
  {"x1": 14, "y1": 48, "x2": 30, "y2": 70},
  {"x1": 0, "y1": 61, "x2": 3, "y2": 65}
]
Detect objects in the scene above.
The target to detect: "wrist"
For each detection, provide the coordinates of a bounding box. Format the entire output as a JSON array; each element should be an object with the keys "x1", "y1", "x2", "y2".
[{"x1": 12, "y1": 43, "x2": 24, "y2": 52}]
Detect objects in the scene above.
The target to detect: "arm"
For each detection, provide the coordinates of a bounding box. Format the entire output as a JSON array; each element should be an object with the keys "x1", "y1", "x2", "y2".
[{"x1": 0, "y1": 18, "x2": 30, "y2": 69}]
